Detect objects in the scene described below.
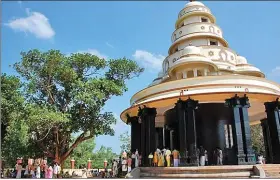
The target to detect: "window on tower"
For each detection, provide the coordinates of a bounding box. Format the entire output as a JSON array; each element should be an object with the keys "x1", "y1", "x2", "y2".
[
  {"x1": 210, "y1": 40, "x2": 218, "y2": 46},
  {"x1": 201, "y1": 17, "x2": 208, "y2": 22}
]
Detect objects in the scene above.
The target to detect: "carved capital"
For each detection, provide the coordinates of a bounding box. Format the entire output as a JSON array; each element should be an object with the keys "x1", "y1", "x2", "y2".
[
  {"x1": 264, "y1": 98, "x2": 280, "y2": 112},
  {"x1": 225, "y1": 94, "x2": 241, "y2": 108}
]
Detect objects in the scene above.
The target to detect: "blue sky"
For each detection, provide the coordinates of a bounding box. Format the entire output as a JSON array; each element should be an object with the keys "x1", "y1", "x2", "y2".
[{"x1": 2, "y1": 1, "x2": 280, "y2": 153}]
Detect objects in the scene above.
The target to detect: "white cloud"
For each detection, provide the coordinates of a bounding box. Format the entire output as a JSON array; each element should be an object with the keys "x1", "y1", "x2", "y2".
[
  {"x1": 106, "y1": 42, "x2": 114, "y2": 49},
  {"x1": 132, "y1": 50, "x2": 165, "y2": 71},
  {"x1": 6, "y1": 8, "x2": 55, "y2": 39},
  {"x1": 112, "y1": 113, "x2": 130, "y2": 134},
  {"x1": 77, "y1": 49, "x2": 108, "y2": 59},
  {"x1": 271, "y1": 66, "x2": 280, "y2": 77}
]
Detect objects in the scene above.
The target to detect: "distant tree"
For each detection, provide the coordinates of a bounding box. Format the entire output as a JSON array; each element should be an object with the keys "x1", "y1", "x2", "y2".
[
  {"x1": 250, "y1": 124, "x2": 265, "y2": 155},
  {"x1": 64, "y1": 137, "x2": 95, "y2": 169},
  {"x1": 119, "y1": 131, "x2": 131, "y2": 153},
  {"x1": 13, "y1": 49, "x2": 143, "y2": 166},
  {"x1": 92, "y1": 146, "x2": 118, "y2": 168}
]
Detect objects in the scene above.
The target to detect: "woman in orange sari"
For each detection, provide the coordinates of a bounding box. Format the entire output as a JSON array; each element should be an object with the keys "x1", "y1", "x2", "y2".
[
  {"x1": 153, "y1": 151, "x2": 158, "y2": 166},
  {"x1": 158, "y1": 153, "x2": 164, "y2": 167}
]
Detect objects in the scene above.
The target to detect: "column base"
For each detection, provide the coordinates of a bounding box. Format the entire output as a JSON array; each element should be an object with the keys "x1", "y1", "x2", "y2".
[
  {"x1": 246, "y1": 153, "x2": 256, "y2": 165},
  {"x1": 237, "y1": 154, "x2": 247, "y2": 165},
  {"x1": 189, "y1": 155, "x2": 199, "y2": 166}
]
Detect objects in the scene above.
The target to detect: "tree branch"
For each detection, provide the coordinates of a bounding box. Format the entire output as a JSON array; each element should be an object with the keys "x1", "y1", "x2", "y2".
[
  {"x1": 37, "y1": 140, "x2": 55, "y2": 159},
  {"x1": 60, "y1": 132, "x2": 94, "y2": 162}
]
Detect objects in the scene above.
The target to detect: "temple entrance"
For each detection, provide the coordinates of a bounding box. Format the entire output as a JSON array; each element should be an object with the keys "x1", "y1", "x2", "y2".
[{"x1": 164, "y1": 103, "x2": 236, "y2": 165}]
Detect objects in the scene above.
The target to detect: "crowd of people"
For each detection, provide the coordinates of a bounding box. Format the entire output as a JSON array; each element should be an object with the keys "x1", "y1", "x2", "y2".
[
  {"x1": 147, "y1": 146, "x2": 223, "y2": 167},
  {"x1": 5, "y1": 158, "x2": 61, "y2": 178}
]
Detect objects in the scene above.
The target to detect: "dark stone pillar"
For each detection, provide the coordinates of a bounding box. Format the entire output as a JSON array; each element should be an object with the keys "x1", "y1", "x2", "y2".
[
  {"x1": 225, "y1": 95, "x2": 246, "y2": 165},
  {"x1": 175, "y1": 98, "x2": 199, "y2": 166},
  {"x1": 239, "y1": 95, "x2": 255, "y2": 164},
  {"x1": 185, "y1": 98, "x2": 199, "y2": 166},
  {"x1": 261, "y1": 119, "x2": 272, "y2": 163},
  {"x1": 138, "y1": 106, "x2": 157, "y2": 166},
  {"x1": 264, "y1": 99, "x2": 280, "y2": 163},
  {"x1": 175, "y1": 99, "x2": 187, "y2": 153},
  {"x1": 129, "y1": 116, "x2": 141, "y2": 153}
]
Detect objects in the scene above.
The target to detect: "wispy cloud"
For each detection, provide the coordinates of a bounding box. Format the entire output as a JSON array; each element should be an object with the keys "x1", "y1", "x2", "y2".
[
  {"x1": 106, "y1": 42, "x2": 115, "y2": 49},
  {"x1": 5, "y1": 8, "x2": 55, "y2": 39},
  {"x1": 132, "y1": 50, "x2": 165, "y2": 72},
  {"x1": 77, "y1": 49, "x2": 108, "y2": 59},
  {"x1": 271, "y1": 66, "x2": 280, "y2": 77},
  {"x1": 111, "y1": 113, "x2": 130, "y2": 135}
]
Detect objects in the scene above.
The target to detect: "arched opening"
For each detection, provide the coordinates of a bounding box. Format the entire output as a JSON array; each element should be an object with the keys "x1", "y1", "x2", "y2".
[
  {"x1": 187, "y1": 71, "x2": 194, "y2": 78},
  {"x1": 197, "y1": 70, "x2": 203, "y2": 77}
]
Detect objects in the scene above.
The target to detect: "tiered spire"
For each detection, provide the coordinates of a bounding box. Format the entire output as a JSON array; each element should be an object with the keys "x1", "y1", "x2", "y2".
[{"x1": 149, "y1": 1, "x2": 263, "y2": 87}]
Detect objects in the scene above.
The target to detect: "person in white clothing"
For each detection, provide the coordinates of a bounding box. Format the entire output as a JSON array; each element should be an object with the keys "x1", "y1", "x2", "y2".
[
  {"x1": 135, "y1": 150, "x2": 139, "y2": 167},
  {"x1": 35, "y1": 164, "x2": 40, "y2": 179},
  {"x1": 53, "y1": 162, "x2": 59, "y2": 178},
  {"x1": 16, "y1": 163, "x2": 23, "y2": 178},
  {"x1": 257, "y1": 155, "x2": 264, "y2": 164}
]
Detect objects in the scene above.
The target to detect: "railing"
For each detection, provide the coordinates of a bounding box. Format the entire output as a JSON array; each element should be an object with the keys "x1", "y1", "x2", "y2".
[{"x1": 172, "y1": 22, "x2": 223, "y2": 43}]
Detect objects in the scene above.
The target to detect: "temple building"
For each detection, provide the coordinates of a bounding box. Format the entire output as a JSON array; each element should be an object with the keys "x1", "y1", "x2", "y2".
[{"x1": 120, "y1": 1, "x2": 280, "y2": 166}]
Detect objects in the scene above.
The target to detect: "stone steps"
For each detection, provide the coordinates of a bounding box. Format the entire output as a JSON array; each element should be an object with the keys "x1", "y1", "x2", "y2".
[
  {"x1": 260, "y1": 164, "x2": 280, "y2": 178},
  {"x1": 141, "y1": 171, "x2": 252, "y2": 178},
  {"x1": 139, "y1": 165, "x2": 255, "y2": 179}
]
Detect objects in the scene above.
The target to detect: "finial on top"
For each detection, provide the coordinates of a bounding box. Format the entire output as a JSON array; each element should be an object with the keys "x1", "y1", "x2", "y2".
[{"x1": 189, "y1": 0, "x2": 195, "y2": 2}]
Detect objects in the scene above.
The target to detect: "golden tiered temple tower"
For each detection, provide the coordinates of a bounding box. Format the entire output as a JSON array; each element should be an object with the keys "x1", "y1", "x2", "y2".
[{"x1": 121, "y1": 1, "x2": 280, "y2": 166}]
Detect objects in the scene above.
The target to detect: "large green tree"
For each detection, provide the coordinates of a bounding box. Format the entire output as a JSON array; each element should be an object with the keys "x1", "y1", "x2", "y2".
[
  {"x1": 1, "y1": 74, "x2": 42, "y2": 166},
  {"x1": 1, "y1": 74, "x2": 24, "y2": 141},
  {"x1": 13, "y1": 49, "x2": 143, "y2": 166}
]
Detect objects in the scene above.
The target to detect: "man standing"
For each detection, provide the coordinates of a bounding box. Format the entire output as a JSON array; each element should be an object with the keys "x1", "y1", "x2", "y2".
[
  {"x1": 172, "y1": 149, "x2": 179, "y2": 167},
  {"x1": 127, "y1": 156, "x2": 132, "y2": 173},
  {"x1": 216, "y1": 148, "x2": 223, "y2": 165},
  {"x1": 131, "y1": 152, "x2": 136, "y2": 169},
  {"x1": 121, "y1": 157, "x2": 127, "y2": 177},
  {"x1": 53, "y1": 162, "x2": 58, "y2": 178},
  {"x1": 148, "y1": 153, "x2": 153, "y2": 167}
]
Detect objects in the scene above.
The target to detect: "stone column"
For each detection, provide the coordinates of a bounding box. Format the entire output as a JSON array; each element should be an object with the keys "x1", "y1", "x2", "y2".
[
  {"x1": 129, "y1": 116, "x2": 141, "y2": 153},
  {"x1": 185, "y1": 98, "x2": 199, "y2": 166},
  {"x1": 261, "y1": 119, "x2": 272, "y2": 163},
  {"x1": 175, "y1": 99, "x2": 187, "y2": 153},
  {"x1": 239, "y1": 95, "x2": 255, "y2": 164},
  {"x1": 183, "y1": 71, "x2": 187, "y2": 79},
  {"x1": 193, "y1": 68, "x2": 198, "y2": 77},
  {"x1": 225, "y1": 95, "x2": 246, "y2": 164},
  {"x1": 264, "y1": 99, "x2": 280, "y2": 163},
  {"x1": 203, "y1": 69, "x2": 208, "y2": 76},
  {"x1": 138, "y1": 106, "x2": 157, "y2": 166}
]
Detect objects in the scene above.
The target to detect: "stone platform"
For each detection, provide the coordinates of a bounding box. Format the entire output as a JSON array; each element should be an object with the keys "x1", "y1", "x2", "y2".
[{"x1": 126, "y1": 164, "x2": 280, "y2": 179}]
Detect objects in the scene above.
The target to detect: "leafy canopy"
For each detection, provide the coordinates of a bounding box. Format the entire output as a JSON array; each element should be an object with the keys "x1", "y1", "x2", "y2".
[{"x1": 11, "y1": 49, "x2": 143, "y2": 164}]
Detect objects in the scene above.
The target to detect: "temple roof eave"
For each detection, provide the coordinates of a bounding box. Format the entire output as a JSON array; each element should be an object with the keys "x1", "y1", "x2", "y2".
[{"x1": 168, "y1": 34, "x2": 229, "y2": 55}]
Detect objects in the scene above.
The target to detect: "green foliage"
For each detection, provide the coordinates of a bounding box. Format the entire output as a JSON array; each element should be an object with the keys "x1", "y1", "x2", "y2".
[
  {"x1": 119, "y1": 131, "x2": 131, "y2": 153},
  {"x1": 92, "y1": 146, "x2": 118, "y2": 168},
  {"x1": 1, "y1": 74, "x2": 42, "y2": 167},
  {"x1": 63, "y1": 140, "x2": 117, "y2": 169},
  {"x1": 250, "y1": 124, "x2": 265, "y2": 155},
  {"x1": 9, "y1": 49, "x2": 143, "y2": 165},
  {"x1": 64, "y1": 138, "x2": 95, "y2": 169},
  {"x1": 1, "y1": 74, "x2": 24, "y2": 128}
]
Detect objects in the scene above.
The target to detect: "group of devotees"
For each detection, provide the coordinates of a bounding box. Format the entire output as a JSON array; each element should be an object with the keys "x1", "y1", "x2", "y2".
[
  {"x1": 115, "y1": 146, "x2": 224, "y2": 177},
  {"x1": 8, "y1": 158, "x2": 61, "y2": 178},
  {"x1": 148, "y1": 146, "x2": 223, "y2": 167}
]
